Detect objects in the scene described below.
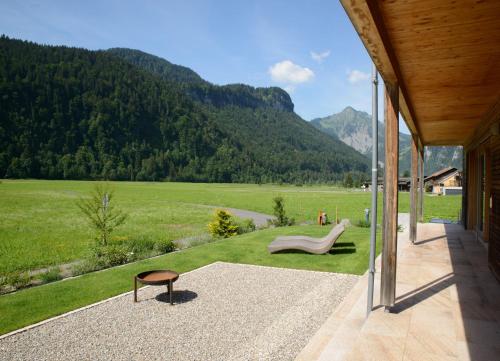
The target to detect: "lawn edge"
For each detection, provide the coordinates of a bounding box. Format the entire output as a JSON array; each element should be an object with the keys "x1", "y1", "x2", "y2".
[
  {"x1": 0, "y1": 261, "x2": 220, "y2": 340},
  {"x1": 0, "y1": 260, "x2": 364, "y2": 339}
]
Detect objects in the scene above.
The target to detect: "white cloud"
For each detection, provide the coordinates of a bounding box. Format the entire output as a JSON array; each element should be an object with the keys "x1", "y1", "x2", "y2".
[
  {"x1": 269, "y1": 60, "x2": 314, "y2": 84},
  {"x1": 347, "y1": 69, "x2": 370, "y2": 84},
  {"x1": 310, "y1": 50, "x2": 330, "y2": 63}
]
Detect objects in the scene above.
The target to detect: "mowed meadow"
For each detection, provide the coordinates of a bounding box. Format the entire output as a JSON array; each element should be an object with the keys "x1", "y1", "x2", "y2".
[{"x1": 0, "y1": 179, "x2": 462, "y2": 275}]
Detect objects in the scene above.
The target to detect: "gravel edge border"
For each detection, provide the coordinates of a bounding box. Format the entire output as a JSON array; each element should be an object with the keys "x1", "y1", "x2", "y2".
[{"x1": 0, "y1": 261, "x2": 361, "y2": 340}]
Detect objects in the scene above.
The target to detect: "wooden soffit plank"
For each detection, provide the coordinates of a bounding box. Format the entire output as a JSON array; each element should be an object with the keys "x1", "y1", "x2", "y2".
[{"x1": 465, "y1": 96, "x2": 500, "y2": 151}]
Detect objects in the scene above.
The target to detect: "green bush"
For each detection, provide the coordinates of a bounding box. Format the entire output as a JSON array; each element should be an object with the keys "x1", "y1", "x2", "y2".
[
  {"x1": 154, "y1": 239, "x2": 176, "y2": 253},
  {"x1": 3, "y1": 272, "x2": 32, "y2": 290},
  {"x1": 72, "y1": 258, "x2": 100, "y2": 275},
  {"x1": 236, "y1": 218, "x2": 256, "y2": 234},
  {"x1": 37, "y1": 267, "x2": 62, "y2": 284},
  {"x1": 270, "y1": 196, "x2": 295, "y2": 227},
  {"x1": 120, "y1": 236, "x2": 156, "y2": 255},
  {"x1": 85, "y1": 244, "x2": 130, "y2": 269},
  {"x1": 208, "y1": 210, "x2": 239, "y2": 238},
  {"x1": 356, "y1": 219, "x2": 371, "y2": 228},
  {"x1": 178, "y1": 234, "x2": 214, "y2": 249}
]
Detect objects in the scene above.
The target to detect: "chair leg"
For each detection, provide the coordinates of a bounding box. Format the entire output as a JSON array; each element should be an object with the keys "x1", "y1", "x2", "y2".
[
  {"x1": 134, "y1": 277, "x2": 137, "y2": 303},
  {"x1": 168, "y1": 280, "x2": 173, "y2": 305}
]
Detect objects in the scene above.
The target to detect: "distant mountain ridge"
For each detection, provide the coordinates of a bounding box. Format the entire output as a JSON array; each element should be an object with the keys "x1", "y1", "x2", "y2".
[
  {"x1": 311, "y1": 107, "x2": 462, "y2": 175},
  {"x1": 106, "y1": 48, "x2": 294, "y2": 112}
]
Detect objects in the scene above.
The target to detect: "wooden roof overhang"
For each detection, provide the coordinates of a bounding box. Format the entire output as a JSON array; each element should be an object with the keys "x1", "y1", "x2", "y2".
[{"x1": 340, "y1": 0, "x2": 500, "y2": 148}]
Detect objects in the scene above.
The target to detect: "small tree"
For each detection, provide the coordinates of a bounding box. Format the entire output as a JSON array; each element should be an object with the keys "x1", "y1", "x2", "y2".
[
  {"x1": 208, "y1": 210, "x2": 239, "y2": 238},
  {"x1": 270, "y1": 196, "x2": 294, "y2": 226},
  {"x1": 77, "y1": 184, "x2": 127, "y2": 246}
]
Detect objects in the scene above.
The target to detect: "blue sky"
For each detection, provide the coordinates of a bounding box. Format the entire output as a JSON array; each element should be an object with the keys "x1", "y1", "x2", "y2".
[{"x1": 0, "y1": 0, "x2": 409, "y2": 133}]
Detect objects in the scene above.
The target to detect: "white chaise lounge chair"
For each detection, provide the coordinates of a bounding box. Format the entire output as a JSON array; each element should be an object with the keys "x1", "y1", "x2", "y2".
[{"x1": 268, "y1": 221, "x2": 346, "y2": 254}]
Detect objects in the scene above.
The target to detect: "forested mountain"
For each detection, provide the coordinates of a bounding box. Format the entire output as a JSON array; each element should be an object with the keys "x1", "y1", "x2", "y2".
[
  {"x1": 311, "y1": 107, "x2": 462, "y2": 175},
  {"x1": 0, "y1": 36, "x2": 369, "y2": 183},
  {"x1": 106, "y1": 48, "x2": 295, "y2": 112}
]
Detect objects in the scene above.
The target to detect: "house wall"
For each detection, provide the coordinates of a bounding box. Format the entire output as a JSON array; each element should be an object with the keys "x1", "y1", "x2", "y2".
[
  {"x1": 443, "y1": 176, "x2": 460, "y2": 187},
  {"x1": 466, "y1": 132, "x2": 500, "y2": 281},
  {"x1": 431, "y1": 173, "x2": 461, "y2": 194},
  {"x1": 489, "y1": 136, "x2": 500, "y2": 280}
]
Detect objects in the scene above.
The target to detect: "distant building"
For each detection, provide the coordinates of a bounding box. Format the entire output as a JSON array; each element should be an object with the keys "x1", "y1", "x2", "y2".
[
  {"x1": 424, "y1": 167, "x2": 462, "y2": 195},
  {"x1": 361, "y1": 168, "x2": 462, "y2": 195},
  {"x1": 361, "y1": 178, "x2": 383, "y2": 192},
  {"x1": 397, "y1": 177, "x2": 411, "y2": 192}
]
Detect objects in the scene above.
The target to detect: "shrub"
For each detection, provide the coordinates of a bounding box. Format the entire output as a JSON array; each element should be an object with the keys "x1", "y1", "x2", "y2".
[
  {"x1": 397, "y1": 224, "x2": 404, "y2": 232},
  {"x1": 208, "y1": 210, "x2": 239, "y2": 238},
  {"x1": 72, "y1": 258, "x2": 100, "y2": 275},
  {"x1": 236, "y1": 218, "x2": 256, "y2": 234},
  {"x1": 77, "y1": 184, "x2": 127, "y2": 246},
  {"x1": 178, "y1": 234, "x2": 214, "y2": 249},
  {"x1": 122, "y1": 236, "x2": 156, "y2": 254},
  {"x1": 270, "y1": 196, "x2": 294, "y2": 227},
  {"x1": 38, "y1": 267, "x2": 62, "y2": 284},
  {"x1": 154, "y1": 239, "x2": 176, "y2": 253},
  {"x1": 84, "y1": 244, "x2": 130, "y2": 269},
  {"x1": 356, "y1": 219, "x2": 371, "y2": 228},
  {"x1": 3, "y1": 272, "x2": 32, "y2": 289}
]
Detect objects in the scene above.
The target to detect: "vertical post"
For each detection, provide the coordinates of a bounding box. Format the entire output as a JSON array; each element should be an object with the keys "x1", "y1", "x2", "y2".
[
  {"x1": 134, "y1": 276, "x2": 137, "y2": 302},
  {"x1": 381, "y1": 82, "x2": 399, "y2": 311},
  {"x1": 462, "y1": 150, "x2": 467, "y2": 226},
  {"x1": 418, "y1": 148, "x2": 424, "y2": 222},
  {"x1": 367, "y1": 64, "x2": 378, "y2": 316},
  {"x1": 410, "y1": 135, "x2": 418, "y2": 244}
]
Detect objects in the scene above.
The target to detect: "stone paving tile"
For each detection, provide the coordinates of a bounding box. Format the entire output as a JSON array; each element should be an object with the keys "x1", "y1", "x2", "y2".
[{"x1": 296, "y1": 222, "x2": 500, "y2": 361}]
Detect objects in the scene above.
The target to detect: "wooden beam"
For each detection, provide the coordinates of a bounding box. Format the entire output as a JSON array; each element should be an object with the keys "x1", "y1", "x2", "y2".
[
  {"x1": 418, "y1": 147, "x2": 424, "y2": 222},
  {"x1": 339, "y1": 0, "x2": 422, "y2": 150},
  {"x1": 381, "y1": 82, "x2": 399, "y2": 309},
  {"x1": 410, "y1": 135, "x2": 418, "y2": 244}
]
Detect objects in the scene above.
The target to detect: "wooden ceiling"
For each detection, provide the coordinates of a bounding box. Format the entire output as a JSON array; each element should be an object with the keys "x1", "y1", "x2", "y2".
[{"x1": 340, "y1": 0, "x2": 500, "y2": 146}]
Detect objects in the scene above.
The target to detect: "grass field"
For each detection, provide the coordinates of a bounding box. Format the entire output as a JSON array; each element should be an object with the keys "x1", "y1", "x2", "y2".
[
  {"x1": 0, "y1": 179, "x2": 462, "y2": 335},
  {"x1": 0, "y1": 180, "x2": 462, "y2": 274},
  {"x1": 0, "y1": 225, "x2": 374, "y2": 335}
]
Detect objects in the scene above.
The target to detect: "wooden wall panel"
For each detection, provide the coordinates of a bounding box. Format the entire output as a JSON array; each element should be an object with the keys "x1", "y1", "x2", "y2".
[
  {"x1": 489, "y1": 136, "x2": 500, "y2": 281},
  {"x1": 466, "y1": 150, "x2": 478, "y2": 230}
]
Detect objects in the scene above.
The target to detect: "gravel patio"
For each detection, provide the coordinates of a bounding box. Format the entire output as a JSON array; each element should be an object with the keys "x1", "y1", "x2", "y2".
[{"x1": 0, "y1": 262, "x2": 358, "y2": 361}]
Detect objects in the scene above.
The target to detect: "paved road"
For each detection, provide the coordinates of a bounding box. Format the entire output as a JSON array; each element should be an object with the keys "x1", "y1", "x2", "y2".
[{"x1": 221, "y1": 207, "x2": 274, "y2": 228}]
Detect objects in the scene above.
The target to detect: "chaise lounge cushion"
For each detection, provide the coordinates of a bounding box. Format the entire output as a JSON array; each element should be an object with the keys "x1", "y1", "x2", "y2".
[{"x1": 268, "y1": 222, "x2": 346, "y2": 254}]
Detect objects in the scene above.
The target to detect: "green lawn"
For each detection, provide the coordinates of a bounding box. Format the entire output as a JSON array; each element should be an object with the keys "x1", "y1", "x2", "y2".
[
  {"x1": 0, "y1": 180, "x2": 461, "y2": 274},
  {"x1": 0, "y1": 225, "x2": 375, "y2": 335},
  {"x1": 0, "y1": 179, "x2": 463, "y2": 335}
]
